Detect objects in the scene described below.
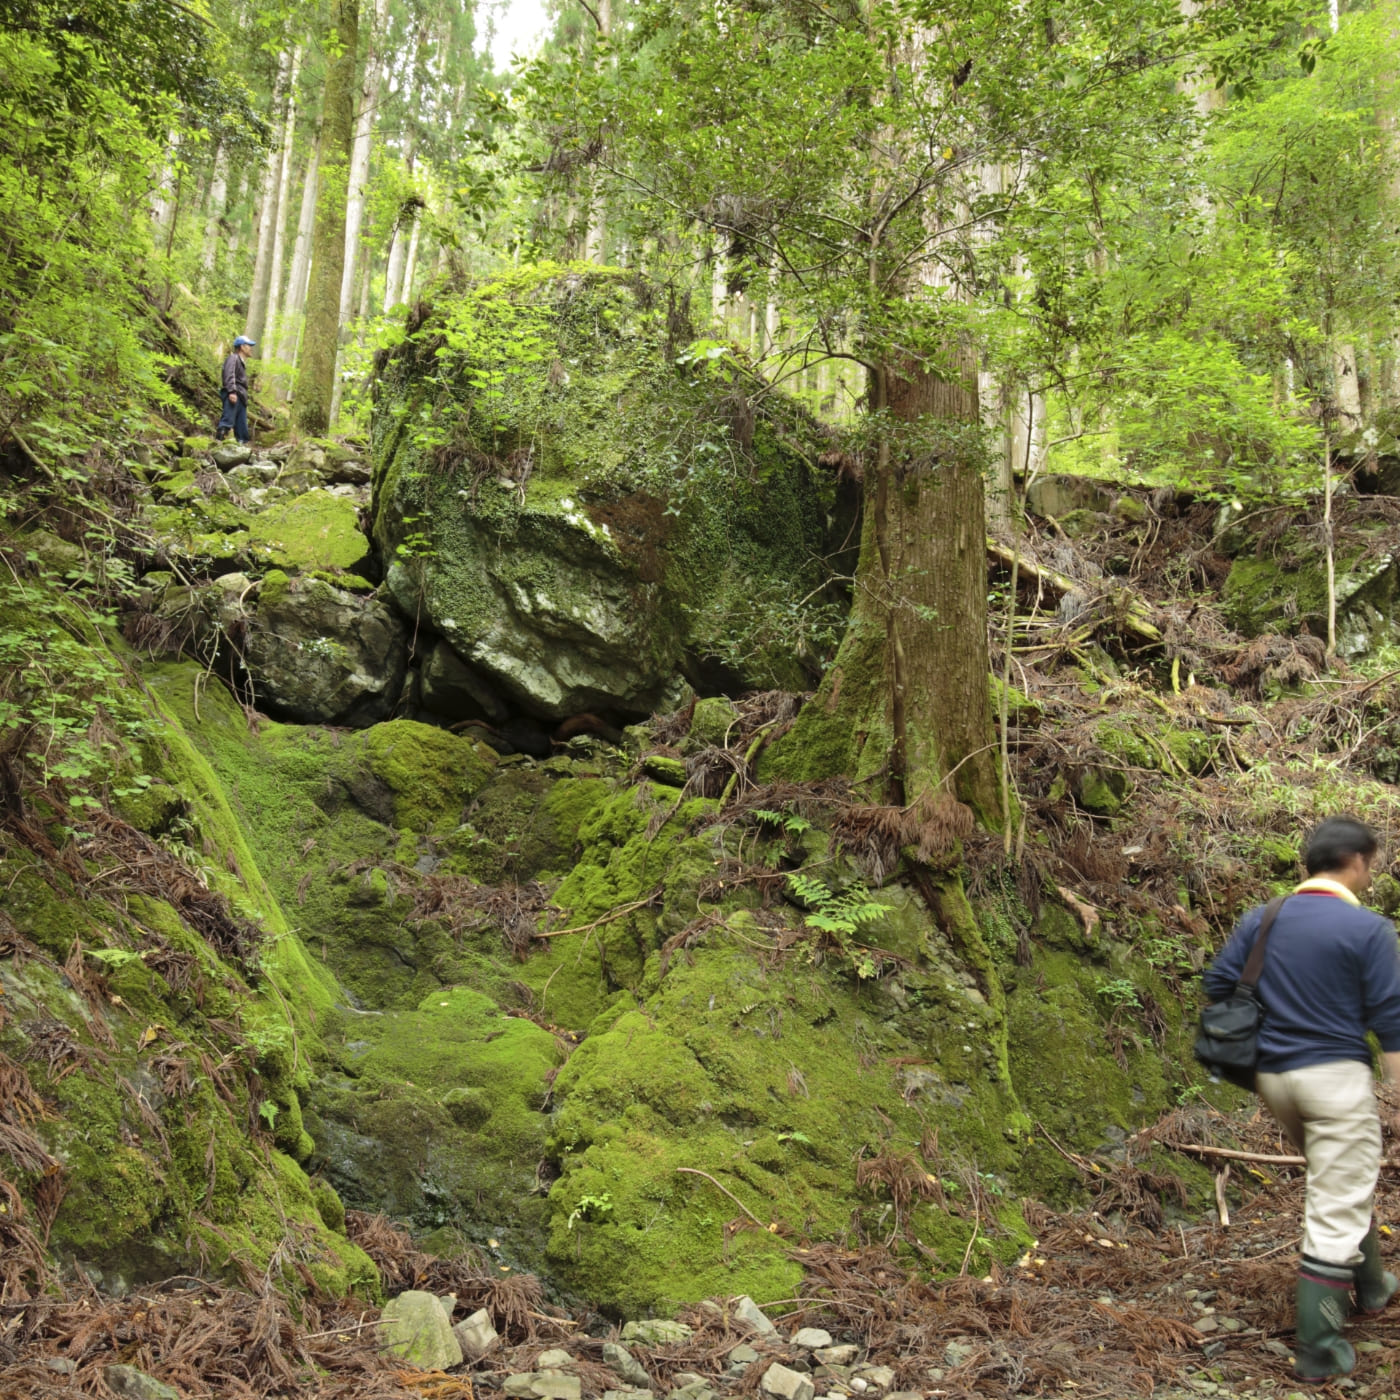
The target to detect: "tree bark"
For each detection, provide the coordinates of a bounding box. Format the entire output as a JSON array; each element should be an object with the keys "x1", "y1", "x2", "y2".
[
  {"x1": 294, "y1": 1, "x2": 359, "y2": 436},
  {"x1": 881, "y1": 347, "x2": 1000, "y2": 816},
  {"x1": 262, "y1": 46, "x2": 303, "y2": 360},
  {"x1": 246, "y1": 48, "x2": 295, "y2": 346},
  {"x1": 200, "y1": 140, "x2": 229, "y2": 280},
  {"x1": 399, "y1": 212, "x2": 422, "y2": 307},
  {"x1": 776, "y1": 345, "x2": 1000, "y2": 821},
  {"x1": 276, "y1": 131, "x2": 321, "y2": 396},
  {"x1": 329, "y1": 0, "x2": 389, "y2": 427}
]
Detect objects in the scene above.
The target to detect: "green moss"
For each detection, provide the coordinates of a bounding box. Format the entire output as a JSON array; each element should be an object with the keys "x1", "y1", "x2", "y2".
[
  {"x1": 307, "y1": 986, "x2": 559, "y2": 1261},
  {"x1": 363, "y1": 720, "x2": 495, "y2": 833},
  {"x1": 245, "y1": 490, "x2": 370, "y2": 574}
]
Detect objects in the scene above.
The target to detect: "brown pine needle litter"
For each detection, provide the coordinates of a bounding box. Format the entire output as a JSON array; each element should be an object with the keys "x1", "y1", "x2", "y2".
[{"x1": 6, "y1": 1102, "x2": 1400, "y2": 1398}]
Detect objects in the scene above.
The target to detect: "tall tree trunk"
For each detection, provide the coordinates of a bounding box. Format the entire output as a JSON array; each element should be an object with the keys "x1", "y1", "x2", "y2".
[
  {"x1": 225, "y1": 168, "x2": 251, "y2": 262},
  {"x1": 263, "y1": 47, "x2": 303, "y2": 360},
  {"x1": 246, "y1": 49, "x2": 295, "y2": 345},
  {"x1": 200, "y1": 140, "x2": 230, "y2": 280},
  {"x1": 383, "y1": 211, "x2": 411, "y2": 310},
  {"x1": 774, "y1": 347, "x2": 1000, "y2": 820},
  {"x1": 276, "y1": 131, "x2": 322, "y2": 397},
  {"x1": 329, "y1": 0, "x2": 389, "y2": 427},
  {"x1": 294, "y1": 2, "x2": 359, "y2": 436},
  {"x1": 151, "y1": 130, "x2": 180, "y2": 231},
  {"x1": 399, "y1": 213, "x2": 422, "y2": 308}
]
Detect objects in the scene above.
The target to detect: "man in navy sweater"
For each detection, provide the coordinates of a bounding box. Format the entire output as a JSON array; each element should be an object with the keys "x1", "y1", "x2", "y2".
[
  {"x1": 215, "y1": 335, "x2": 255, "y2": 444},
  {"x1": 1205, "y1": 816, "x2": 1400, "y2": 1381}
]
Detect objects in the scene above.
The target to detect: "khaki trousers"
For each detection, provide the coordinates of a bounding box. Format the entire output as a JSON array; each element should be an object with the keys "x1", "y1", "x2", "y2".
[{"x1": 1256, "y1": 1059, "x2": 1380, "y2": 1266}]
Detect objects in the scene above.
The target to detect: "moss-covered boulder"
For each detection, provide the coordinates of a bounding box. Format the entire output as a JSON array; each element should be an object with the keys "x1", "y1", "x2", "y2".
[
  {"x1": 1223, "y1": 528, "x2": 1400, "y2": 658},
  {"x1": 242, "y1": 571, "x2": 408, "y2": 726},
  {"x1": 370, "y1": 262, "x2": 848, "y2": 719}
]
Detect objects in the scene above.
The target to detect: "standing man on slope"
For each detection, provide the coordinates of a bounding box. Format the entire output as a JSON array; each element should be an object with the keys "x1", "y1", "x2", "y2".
[
  {"x1": 215, "y1": 335, "x2": 256, "y2": 444},
  {"x1": 1204, "y1": 817, "x2": 1400, "y2": 1381}
]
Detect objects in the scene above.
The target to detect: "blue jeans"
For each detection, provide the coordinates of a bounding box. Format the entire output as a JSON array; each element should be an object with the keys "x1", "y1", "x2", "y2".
[{"x1": 216, "y1": 396, "x2": 249, "y2": 443}]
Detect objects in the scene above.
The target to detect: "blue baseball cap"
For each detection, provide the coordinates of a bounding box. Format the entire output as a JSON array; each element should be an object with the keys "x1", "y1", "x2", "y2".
[{"x1": 233, "y1": 336, "x2": 256, "y2": 348}]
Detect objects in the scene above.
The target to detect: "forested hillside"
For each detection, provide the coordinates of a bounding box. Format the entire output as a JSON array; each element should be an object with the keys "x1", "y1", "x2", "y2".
[{"x1": 2, "y1": 2, "x2": 1400, "y2": 1397}]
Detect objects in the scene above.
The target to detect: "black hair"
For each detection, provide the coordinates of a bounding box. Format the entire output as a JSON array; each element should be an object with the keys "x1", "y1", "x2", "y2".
[{"x1": 1303, "y1": 816, "x2": 1378, "y2": 876}]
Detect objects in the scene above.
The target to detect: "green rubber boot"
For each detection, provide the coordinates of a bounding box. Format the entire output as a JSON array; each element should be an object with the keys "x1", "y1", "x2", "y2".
[
  {"x1": 1295, "y1": 1258, "x2": 1356, "y2": 1382},
  {"x1": 1354, "y1": 1222, "x2": 1399, "y2": 1314}
]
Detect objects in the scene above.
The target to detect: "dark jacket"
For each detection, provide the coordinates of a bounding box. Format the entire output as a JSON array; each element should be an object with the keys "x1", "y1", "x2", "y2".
[
  {"x1": 1203, "y1": 892, "x2": 1400, "y2": 1072},
  {"x1": 221, "y1": 351, "x2": 249, "y2": 402}
]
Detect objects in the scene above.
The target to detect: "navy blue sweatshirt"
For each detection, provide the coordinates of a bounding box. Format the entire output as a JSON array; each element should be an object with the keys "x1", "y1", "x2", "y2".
[{"x1": 1203, "y1": 892, "x2": 1400, "y2": 1072}]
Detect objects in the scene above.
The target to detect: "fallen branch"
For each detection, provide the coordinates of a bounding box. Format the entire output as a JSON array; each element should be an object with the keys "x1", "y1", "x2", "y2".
[
  {"x1": 675, "y1": 1167, "x2": 766, "y2": 1228},
  {"x1": 986, "y1": 538, "x2": 1162, "y2": 646},
  {"x1": 1214, "y1": 1166, "x2": 1231, "y2": 1228},
  {"x1": 1056, "y1": 886, "x2": 1100, "y2": 939},
  {"x1": 531, "y1": 892, "x2": 661, "y2": 940},
  {"x1": 1171, "y1": 1142, "x2": 1400, "y2": 1170}
]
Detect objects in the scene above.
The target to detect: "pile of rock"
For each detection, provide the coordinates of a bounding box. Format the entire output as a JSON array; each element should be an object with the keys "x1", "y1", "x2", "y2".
[{"x1": 375, "y1": 1291, "x2": 927, "y2": 1400}]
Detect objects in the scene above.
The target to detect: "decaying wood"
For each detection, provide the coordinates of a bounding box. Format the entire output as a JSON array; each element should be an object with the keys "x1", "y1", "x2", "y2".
[{"x1": 986, "y1": 537, "x2": 1162, "y2": 645}]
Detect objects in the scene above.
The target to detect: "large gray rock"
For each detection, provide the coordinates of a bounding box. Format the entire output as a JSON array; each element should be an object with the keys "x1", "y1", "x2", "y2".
[
  {"x1": 420, "y1": 639, "x2": 509, "y2": 723},
  {"x1": 379, "y1": 1289, "x2": 465, "y2": 1370},
  {"x1": 371, "y1": 270, "x2": 844, "y2": 720},
  {"x1": 104, "y1": 1366, "x2": 179, "y2": 1400},
  {"x1": 245, "y1": 573, "x2": 407, "y2": 726}
]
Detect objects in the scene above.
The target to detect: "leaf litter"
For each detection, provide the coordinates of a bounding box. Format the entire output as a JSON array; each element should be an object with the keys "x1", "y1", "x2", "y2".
[{"x1": 7, "y1": 1104, "x2": 1400, "y2": 1398}]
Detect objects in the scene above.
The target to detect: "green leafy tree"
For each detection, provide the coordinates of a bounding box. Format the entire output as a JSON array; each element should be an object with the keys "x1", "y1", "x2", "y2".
[{"x1": 523, "y1": 0, "x2": 1313, "y2": 819}]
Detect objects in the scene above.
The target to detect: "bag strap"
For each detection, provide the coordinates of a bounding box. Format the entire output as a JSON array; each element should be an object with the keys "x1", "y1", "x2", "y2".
[{"x1": 1239, "y1": 895, "x2": 1288, "y2": 991}]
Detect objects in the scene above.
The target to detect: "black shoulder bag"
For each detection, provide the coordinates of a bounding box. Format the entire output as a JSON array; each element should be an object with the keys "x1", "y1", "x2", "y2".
[{"x1": 1193, "y1": 895, "x2": 1287, "y2": 1092}]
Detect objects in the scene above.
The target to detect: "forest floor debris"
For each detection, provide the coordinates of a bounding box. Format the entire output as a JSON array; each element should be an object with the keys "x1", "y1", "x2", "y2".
[{"x1": 6, "y1": 1103, "x2": 1400, "y2": 1399}]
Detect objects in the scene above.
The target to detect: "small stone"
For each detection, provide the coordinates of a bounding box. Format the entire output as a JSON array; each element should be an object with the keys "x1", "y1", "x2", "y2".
[
  {"x1": 730, "y1": 1345, "x2": 761, "y2": 1365},
  {"x1": 604, "y1": 1342, "x2": 652, "y2": 1388},
  {"x1": 814, "y1": 1346, "x2": 857, "y2": 1366},
  {"x1": 454, "y1": 1308, "x2": 500, "y2": 1356},
  {"x1": 538, "y1": 1350, "x2": 575, "y2": 1370},
  {"x1": 623, "y1": 1320, "x2": 694, "y2": 1346},
  {"x1": 44, "y1": 1358, "x2": 77, "y2": 1375},
  {"x1": 943, "y1": 1337, "x2": 978, "y2": 1370},
  {"x1": 605, "y1": 1393, "x2": 654, "y2": 1400},
  {"x1": 1217, "y1": 1317, "x2": 1242, "y2": 1333},
  {"x1": 671, "y1": 1386, "x2": 718, "y2": 1400},
  {"x1": 887, "y1": 1392, "x2": 924, "y2": 1400},
  {"x1": 732, "y1": 1295, "x2": 778, "y2": 1337},
  {"x1": 103, "y1": 1366, "x2": 180, "y2": 1400},
  {"x1": 211, "y1": 443, "x2": 253, "y2": 468},
  {"x1": 1262, "y1": 1340, "x2": 1293, "y2": 1360},
  {"x1": 762, "y1": 1363, "x2": 816, "y2": 1400},
  {"x1": 1193, "y1": 1316, "x2": 1219, "y2": 1334},
  {"x1": 792, "y1": 1329, "x2": 833, "y2": 1350},
  {"x1": 1357, "y1": 1340, "x2": 1385, "y2": 1354},
  {"x1": 379, "y1": 1290, "x2": 465, "y2": 1370},
  {"x1": 439, "y1": 1294, "x2": 457, "y2": 1322},
  {"x1": 503, "y1": 1375, "x2": 583, "y2": 1400},
  {"x1": 856, "y1": 1366, "x2": 895, "y2": 1390},
  {"x1": 850, "y1": 1380, "x2": 868, "y2": 1393},
  {"x1": 673, "y1": 1374, "x2": 708, "y2": 1389}
]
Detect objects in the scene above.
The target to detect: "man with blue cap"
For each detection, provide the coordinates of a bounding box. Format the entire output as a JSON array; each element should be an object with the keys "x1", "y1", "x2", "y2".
[{"x1": 215, "y1": 335, "x2": 256, "y2": 444}]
